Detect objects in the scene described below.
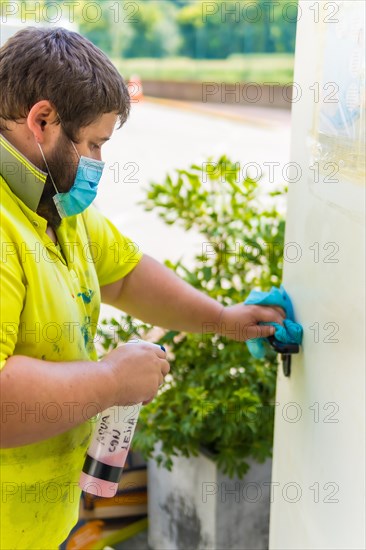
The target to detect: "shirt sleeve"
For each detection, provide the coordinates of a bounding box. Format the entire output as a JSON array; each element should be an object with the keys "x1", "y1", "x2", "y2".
[
  {"x1": 82, "y1": 205, "x2": 143, "y2": 287},
  {"x1": 0, "y1": 230, "x2": 26, "y2": 370}
]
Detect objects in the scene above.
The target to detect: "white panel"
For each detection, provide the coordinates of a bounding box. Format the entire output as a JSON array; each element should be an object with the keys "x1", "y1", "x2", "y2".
[{"x1": 269, "y1": 2, "x2": 365, "y2": 549}]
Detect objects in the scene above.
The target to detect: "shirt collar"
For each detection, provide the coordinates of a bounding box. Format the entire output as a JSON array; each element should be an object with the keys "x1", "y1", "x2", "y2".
[{"x1": 0, "y1": 133, "x2": 47, "y2": 211}]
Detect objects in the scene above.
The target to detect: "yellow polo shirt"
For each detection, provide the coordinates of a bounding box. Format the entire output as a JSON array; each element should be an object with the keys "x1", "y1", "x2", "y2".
[{"x1": 0, "y1": 135, "x2": 142, "y2": 548}]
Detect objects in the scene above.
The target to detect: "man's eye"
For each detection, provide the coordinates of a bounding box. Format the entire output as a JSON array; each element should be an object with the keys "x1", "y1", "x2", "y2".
[{"x1": 91, "y1": 143, "x2": 101, "y2": 150}]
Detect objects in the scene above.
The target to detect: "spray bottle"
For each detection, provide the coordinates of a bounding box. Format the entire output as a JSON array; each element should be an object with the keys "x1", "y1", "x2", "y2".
[{"x1": 79, "y1": 342, "x2": 165, "y2": 498}]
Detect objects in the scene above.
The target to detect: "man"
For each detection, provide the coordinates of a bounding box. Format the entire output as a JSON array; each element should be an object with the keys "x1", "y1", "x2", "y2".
[{"x1": 0, "y1": 27, "x2": 284, "y2": 548}]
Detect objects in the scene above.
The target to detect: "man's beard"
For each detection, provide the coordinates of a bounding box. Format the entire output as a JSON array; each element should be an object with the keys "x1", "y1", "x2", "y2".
[{"x1": 37, "y1": 132, "x2": 78, "y2": 229}]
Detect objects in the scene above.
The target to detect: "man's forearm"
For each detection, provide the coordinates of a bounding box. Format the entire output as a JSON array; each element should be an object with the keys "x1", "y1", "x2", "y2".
[
  {"x1": 0, "y1": 355, "x2": 114, "y2": 448},
  {"x1": 113, "y1": 255, "x2": 224, "y2": 333}
]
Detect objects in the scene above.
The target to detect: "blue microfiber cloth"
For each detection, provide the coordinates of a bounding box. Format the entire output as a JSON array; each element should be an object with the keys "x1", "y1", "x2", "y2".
[{"x1": 244, "y1": 285, "x2": 303, "y2": 359}]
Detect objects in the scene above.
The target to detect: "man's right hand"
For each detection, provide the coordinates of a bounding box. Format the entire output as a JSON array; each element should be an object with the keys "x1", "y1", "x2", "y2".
[
  {"x1": 100, "y1": 341, "x2": 170, "y2": 406},
  {"x1": 1, "y1": 342, "x2": 169, "y2": 447}
]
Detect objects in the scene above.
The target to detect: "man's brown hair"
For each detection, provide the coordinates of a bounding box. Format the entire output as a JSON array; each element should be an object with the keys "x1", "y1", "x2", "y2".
[{"x1": 0, "y1": 26, "x2": 130, "y2": 140}]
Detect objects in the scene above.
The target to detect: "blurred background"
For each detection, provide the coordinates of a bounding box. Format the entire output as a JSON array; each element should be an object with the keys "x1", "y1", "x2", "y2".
[
  {"x1": 0, "y1": 0, "x2": 296, "y2": 356},
  {"x1": 1, "y1": 0, "x2": 296, "y2": 79},
  {"x1": 73, "y1": 0, "x2": 296, "y2": 85}
]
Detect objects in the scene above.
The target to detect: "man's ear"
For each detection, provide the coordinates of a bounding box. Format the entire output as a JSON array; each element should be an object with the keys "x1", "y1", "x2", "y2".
[{"x1": 27, "y1": 101, "x2": 59, "y2": 144}]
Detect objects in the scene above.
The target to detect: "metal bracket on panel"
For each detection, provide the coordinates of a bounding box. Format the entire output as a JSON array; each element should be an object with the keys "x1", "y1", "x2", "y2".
[{"x1": 267, "y1": 336, "x2": 300, "y2": 377}]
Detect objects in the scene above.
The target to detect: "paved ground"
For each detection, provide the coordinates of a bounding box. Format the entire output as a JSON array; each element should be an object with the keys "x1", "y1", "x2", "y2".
[
  {"x1": 96, "y1": 99, "x2": 291, "y2": 321},
  {"x1": 97, "y1": 98, "x2": 291, "y2": 264}
]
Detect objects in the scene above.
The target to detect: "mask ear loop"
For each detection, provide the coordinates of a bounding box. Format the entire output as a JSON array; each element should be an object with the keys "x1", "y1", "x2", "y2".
[
  {"x1": 37, "y1": 142, "x2": 59, "y2": 194},
  {"x1": 70, "y1": 140, "x2": 81, "y2": 160}
]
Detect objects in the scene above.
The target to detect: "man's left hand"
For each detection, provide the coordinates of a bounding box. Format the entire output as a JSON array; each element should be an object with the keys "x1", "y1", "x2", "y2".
[{"x1": 217, "y1": 304, "x2": 286, "y2": 341}]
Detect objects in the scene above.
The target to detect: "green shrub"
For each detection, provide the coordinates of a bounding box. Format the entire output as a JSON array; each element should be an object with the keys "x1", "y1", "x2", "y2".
[{"x1": 99, "y1": 155, "x2": 285, "y2": 478}]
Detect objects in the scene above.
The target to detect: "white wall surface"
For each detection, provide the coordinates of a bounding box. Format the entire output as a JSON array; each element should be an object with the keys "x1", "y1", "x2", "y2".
[{"x1": 269, "y1": 2, "x2": 365, "y2": 549}]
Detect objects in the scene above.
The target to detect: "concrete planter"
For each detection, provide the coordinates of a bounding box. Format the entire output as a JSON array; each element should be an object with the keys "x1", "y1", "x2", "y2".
[{"x1": 148, "y1": 447, "x2": 272, "y2": 550}]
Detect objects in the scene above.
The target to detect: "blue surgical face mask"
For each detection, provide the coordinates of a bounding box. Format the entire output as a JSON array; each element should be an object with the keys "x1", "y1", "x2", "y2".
[{"x1": 37, "y1": 141, "x2": 105, "y2": 218}]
